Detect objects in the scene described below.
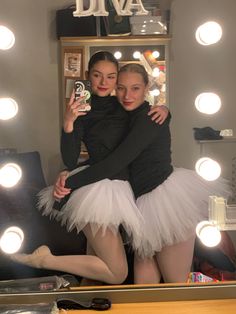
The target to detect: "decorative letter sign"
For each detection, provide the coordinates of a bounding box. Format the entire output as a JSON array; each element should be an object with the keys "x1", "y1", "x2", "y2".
[{"x1": 73, "y1": 0, "x2": 149, "y2": 17}]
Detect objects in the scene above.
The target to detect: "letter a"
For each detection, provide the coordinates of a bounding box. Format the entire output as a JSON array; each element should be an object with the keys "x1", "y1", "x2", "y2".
[{"x1": 123, "y1": 0, "x2": 148, "y2": 16}]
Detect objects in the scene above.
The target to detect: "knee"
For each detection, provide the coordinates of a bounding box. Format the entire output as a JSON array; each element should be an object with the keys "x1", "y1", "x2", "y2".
[{"x1": 109, "y1": 263, "x2": 128, "y2": 285}]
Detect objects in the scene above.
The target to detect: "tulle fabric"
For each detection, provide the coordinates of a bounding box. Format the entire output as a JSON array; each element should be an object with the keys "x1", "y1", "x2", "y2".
[
  {"x1": 136, "y1": 167, "x2": 232, "y2": 258},
  {"x1": 37, "y1": 167, "x2": 144, "y2": 251}
]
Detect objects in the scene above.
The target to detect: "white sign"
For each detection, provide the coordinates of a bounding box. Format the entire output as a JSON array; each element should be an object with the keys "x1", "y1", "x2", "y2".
[{"x1": 73, "y1": 0, "x2": 149, "y2": 17}]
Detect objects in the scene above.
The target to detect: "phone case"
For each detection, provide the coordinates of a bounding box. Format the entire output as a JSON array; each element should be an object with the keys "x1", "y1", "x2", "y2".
[{"x1": 74, "y1": 80, "x2": 92, "y2": 111}]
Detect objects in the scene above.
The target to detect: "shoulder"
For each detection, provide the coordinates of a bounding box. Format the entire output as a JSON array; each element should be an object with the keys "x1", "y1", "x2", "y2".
[
  {"x1": 131, "y1": 103, "x2": 170, "y2": 132},
  {"x1": 131, "y1": 102, "x2": 153, "y2": 124}
]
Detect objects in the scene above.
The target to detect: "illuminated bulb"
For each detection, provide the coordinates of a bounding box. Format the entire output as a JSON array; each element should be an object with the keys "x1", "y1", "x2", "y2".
[
  {"x1": 152, "y1": 50, "x2": 160, "y2": 59},
  {"x1": 133, "y1": 51, "x2": 141, "y2": 59},
  {"x1": 0, "y1": 163, "x2": 22, "y2": 188},
  {"x1": 196, "y1": 221, "x2": 221, "y2": 247},
  {"x1": 0, "y1": 226, "x2": 24, "y2": 254},
  {"x1": 150, "y1": 89, "x2": 160, "y2": 97},
  {"x1": 195, "y1": 93, "x2": 221, "y2": 114},
  {"x1": 195, "y1": 21, "x2": 222, "y2": 46},
  {"x1": 0, "y1": 98, "x2": 18, "y2": 120},
  {"x1": 195, "y1": 157, "x2": 221, "y2": 181},
  {"x1": 0, "y1": 25, "x2": 15, "y2": 50},
  {"x1": 152, "y1": 67, "x2": 160, "y2": 77},
  {"x1": 114, "y1": 51, "x2": 122, "y2": 60}
]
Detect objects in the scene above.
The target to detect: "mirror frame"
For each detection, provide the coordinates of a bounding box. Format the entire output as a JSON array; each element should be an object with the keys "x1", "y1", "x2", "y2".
[
  {"x1": 60, "y1": 35, "x2": 171, "y2": 112},
  {"x1": 1, "y1": 281, "x2": 236, "y2": 304}
]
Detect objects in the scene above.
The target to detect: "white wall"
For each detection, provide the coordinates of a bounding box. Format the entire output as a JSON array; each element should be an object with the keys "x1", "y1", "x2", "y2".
[{"x1": 0, "y1": 0, "x2": 235, "y2": 185}]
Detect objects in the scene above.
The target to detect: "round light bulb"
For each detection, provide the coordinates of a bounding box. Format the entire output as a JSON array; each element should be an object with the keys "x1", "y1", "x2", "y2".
[
  {"x1": 152, "y1": 50, "x2": 160, "y2": 59},
  {"x1": 0, "y1": 226, "x2": 24, "y2": 254},
  {"x1": 195, "y1": 21, "x2": 222, "y2": 46},
  {"x1": 150, "y1": 89, "x2": 160, "y2": 97},
  {"x1": 114, "y1": 51, "x2": 122, "y2": 60},
  {"x1": 0, "y1": 163, "x2": 22, "y2": 188},
  {"x1": 195, "y1": 93, "x2": 221, "y2": 114},
  {"x1": 0, "y1": 98, "x2": 18, "y2": 120},
  {"x1": 196, "y1": 221, "x2": 221, "y2": 247},
  {"x1": 0, "y1": 25, "x2": 15, "y2": 50},
  {"x1": 133, "y1": 51, "x2": 141, "y2": 59},
  {"x1": 195, "y1": 157, "x2": 221, "y2": 181}
]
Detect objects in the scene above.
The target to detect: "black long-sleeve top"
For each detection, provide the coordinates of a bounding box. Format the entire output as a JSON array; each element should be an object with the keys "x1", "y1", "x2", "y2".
[
  {"x1": 65, "y1": 101, "x2": 173, "y2": 198},
  {"x1": 61, "y1": 94, "x2": 130, "y2": 181}
]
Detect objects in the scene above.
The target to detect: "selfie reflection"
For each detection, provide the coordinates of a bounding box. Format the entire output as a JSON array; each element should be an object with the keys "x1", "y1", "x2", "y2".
[{"x1": 0, "y1": 0, "x2": 236, "y2": 291}]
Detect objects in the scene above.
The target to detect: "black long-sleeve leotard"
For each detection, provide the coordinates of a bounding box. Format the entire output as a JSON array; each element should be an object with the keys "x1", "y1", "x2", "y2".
[
  {"x1": 61, "y1": 94, "x2": 129, "y2": 181},
  {"x1": 65, "y1": 102, "x2": 173, "y2": 198}
]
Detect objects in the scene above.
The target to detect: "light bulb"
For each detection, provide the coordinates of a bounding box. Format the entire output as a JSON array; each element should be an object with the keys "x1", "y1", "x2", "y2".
[
  {"x1": 114, "y1": 51, "x2": 122, "y2": 60},
  {"x1": 195, "y1": 93, "x2": 221, "y2": 114},
  {"x1": 0, "y1": 163, "x2": 22, "y2": 188},
  {"x1": 195, "y1": 21, "x2": 222, "y2": 46},
  {"x1": 0, "y1": 25, "x2": 15, "y2": 50},
  {"x1": 150, "y1": 89, "x2": 160, "y2": 97},
  {"x1": 0, "y1": 226, "x2": 24, "y2": 254},
  {"x1": 195, "y1": 157, "x2": 221, "y2": 181},
  {"x1": 152, "y1": 50, "x2": 160, "y2": 59},
  {"x1": 0, "y1": 98, "x2": 18, "y2": 120},
  {"x1": 152, "y1": 67, "x2": 160, "y2": 77},
  {"x1": 196, "y1": 221, "x2": 221, "y2": 247},
  {"x1": 133, "y1": 51, "x2": 141, "y2": 59}
]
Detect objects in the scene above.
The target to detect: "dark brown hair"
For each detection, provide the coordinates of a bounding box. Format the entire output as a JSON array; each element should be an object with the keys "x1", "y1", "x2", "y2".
[{"x1": 88, "y1": 51, "x2": 119, "y2": 73}]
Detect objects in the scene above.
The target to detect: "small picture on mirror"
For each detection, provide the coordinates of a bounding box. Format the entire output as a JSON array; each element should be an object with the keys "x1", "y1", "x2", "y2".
[{"x1": 64, "y1": 51, "x2": 82, "y2": 77}]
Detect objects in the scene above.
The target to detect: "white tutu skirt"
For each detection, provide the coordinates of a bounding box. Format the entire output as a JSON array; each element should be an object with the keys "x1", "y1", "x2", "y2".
[
  {"x1": 136, "y1": 167, "x2": 231, "y2": 258},
  {"x1": 37, "y1": 167, "x2": 144, "y2": 251}
]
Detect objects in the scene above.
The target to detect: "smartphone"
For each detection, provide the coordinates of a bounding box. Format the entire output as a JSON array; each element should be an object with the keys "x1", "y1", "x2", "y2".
[{"x1": 74, "y1": 79, "x2": 92, "y2": 112}]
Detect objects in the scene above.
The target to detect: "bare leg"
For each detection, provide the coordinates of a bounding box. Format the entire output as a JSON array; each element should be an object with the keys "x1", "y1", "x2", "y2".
[
  {"x1": 11, "y1": 225, "x2": 128, "y2": 284},
  {"x1": 156, "y1": 235, "x2": 195, "y2": 283},
  {"x1": 80, "y1": 243, "x2": 103, "y2": 286},
  {"x1": 134, "y1": 254, "x2": 161, "y2": 284}
]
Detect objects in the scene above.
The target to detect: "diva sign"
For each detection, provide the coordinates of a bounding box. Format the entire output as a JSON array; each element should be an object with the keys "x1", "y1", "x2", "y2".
[{"x1": 74, "y1": 0, "x2": 149, "y2": 17}]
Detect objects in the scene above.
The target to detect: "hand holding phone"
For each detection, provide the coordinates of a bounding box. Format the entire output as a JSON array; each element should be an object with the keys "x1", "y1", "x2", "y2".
[{"x1": 74, "y1": 80, "x2": 92, "y2": 112}]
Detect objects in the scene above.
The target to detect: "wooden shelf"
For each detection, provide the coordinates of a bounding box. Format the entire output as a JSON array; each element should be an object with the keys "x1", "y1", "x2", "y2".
[{"x1": 60, "y1": 34, "x2": 171, "y2": 45}]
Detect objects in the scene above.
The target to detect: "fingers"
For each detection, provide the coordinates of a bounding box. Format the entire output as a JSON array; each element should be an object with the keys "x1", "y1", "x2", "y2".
[
  {"x1": 67, "y1": 96, "x2": 89, "y2": 113},
  {"x1": 148, "y1": 105, "x2": 169, "y2": 125},
  {"x1": 53, "y1": 184, "x2": 71, "y2": 199},
  {"x1": 150, "y1": 112, "x2": 165, "y2": 124},
  {"x1": 68, "y1": 90, "x2": 75, "y2": 105},
  {"x1": 53, "y1": 171, "x2": 71, "y2": 199}
]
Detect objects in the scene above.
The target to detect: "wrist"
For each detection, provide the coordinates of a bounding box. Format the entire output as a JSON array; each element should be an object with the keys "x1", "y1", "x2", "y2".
[{"x1": 63, "y1": 120, "x2": 74, "y2": 133}]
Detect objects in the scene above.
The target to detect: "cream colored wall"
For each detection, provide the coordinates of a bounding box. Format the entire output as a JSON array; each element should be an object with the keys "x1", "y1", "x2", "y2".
[{"x1": 0, "y1": 0, "x2": 235, "y2": 186}]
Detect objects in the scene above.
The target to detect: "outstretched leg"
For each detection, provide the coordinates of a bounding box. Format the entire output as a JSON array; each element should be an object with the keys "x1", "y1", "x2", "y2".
[
  {"x1": 11, "y1": 224, "x2": 128, "y2": 284},
  {"x1": 133, "y1": 255, "x2": 161, "y2": 284},
  {"x1": 156, "y1": 235, "x2": 195, "y2": 283}
]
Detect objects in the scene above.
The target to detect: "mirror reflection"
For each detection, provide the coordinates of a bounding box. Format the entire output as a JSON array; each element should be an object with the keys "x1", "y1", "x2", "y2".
[{"x1": 0, "y1": 0, "x2": 236, "y2": 293}]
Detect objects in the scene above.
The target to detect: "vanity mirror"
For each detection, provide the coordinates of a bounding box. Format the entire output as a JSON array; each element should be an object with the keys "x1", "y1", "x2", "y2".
[
  {"x1": 60, "y1": 35, "x2": 170, "y2": 107},
  {"x1": 1, "y1": 0, "x2": 236, "y2": 309}
]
